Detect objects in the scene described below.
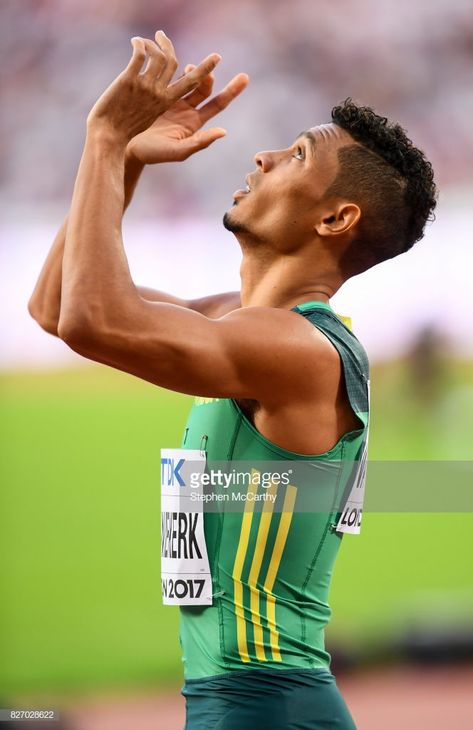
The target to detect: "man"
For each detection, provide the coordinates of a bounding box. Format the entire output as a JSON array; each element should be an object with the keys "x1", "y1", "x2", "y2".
[{"x1": 29, "y1": 31, "x2": 437, "y2": 730}]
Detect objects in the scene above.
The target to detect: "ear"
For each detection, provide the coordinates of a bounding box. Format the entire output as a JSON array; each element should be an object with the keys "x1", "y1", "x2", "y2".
[{"x1": 314, "y1": 202, "x2": 361, "y2": 237}]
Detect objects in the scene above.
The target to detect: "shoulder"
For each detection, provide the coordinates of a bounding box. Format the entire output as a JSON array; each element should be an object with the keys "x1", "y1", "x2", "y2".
[
  {"x1": 222, "y1": 304, "x2": 338, "y2": 348},
  {"x1": 217, "y1": 305, "x2": 340, "y2": 393}
]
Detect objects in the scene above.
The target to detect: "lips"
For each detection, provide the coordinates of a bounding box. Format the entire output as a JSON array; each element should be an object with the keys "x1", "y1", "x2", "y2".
[
  {"x1": 233, "y1": 188, "x2": 249, "y2": 199},
  {"x1": 233, "y1": 174, "x2": 254, "y2": 201}
]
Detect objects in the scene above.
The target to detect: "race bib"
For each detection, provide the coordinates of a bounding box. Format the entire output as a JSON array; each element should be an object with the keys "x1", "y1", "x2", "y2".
[
  {"x1": 160, "y1": 448, "x2": 212, "y2": 606},
  {"x1": 335, "y1": 438, "x2": 368, "y2": 534},
  {"x1": 336, "y1": 379, "x2": 370, "y2": 535}
]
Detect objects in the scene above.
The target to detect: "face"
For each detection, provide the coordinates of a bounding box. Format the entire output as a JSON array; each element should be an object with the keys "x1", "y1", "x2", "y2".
[{"x1": 224, "y1": 123, "x2": 354, "y2": 251}]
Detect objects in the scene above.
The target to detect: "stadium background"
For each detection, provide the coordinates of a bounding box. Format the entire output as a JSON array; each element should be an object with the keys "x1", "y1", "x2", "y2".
[{"x1": 1, "y1": 0, "x2": 472, "y2": 728}]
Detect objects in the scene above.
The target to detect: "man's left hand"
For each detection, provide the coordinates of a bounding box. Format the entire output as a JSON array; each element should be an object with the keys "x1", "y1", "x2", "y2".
[{"x1": 86, "y1": 31, "x2": 222, "y2": 145}]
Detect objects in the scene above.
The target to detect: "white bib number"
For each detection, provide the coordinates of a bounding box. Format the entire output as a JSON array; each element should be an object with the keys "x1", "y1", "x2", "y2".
[
  {"x1": 336, "y1": 380, "x2": 370, "y2": 535},
  {"x1": 160, "y1": 448, "x2": 212, "y2": 606},
  {"x1": 335, "y1": 439, "x2": 367, "y2": 534}
]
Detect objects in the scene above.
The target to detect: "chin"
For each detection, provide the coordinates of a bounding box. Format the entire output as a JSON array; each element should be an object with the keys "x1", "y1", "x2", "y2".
[{"x1": 223, "y1": 209, "x2": 245, "y2": 234}]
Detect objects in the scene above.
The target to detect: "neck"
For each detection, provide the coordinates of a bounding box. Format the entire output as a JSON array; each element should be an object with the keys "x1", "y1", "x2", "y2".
[{"x1": 238, "y1": 245, "x2": 342, "y2": 309}]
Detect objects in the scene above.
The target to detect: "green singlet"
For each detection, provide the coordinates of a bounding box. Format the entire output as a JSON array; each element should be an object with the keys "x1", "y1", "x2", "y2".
[{"x1": 177, "y1": 301, "x2": 370, "y2": 729}]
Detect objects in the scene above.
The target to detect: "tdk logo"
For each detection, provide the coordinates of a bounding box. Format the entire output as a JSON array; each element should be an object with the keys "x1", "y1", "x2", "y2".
[{"x1": 161, "y1": 457, "x2": 185, "y2": 487}]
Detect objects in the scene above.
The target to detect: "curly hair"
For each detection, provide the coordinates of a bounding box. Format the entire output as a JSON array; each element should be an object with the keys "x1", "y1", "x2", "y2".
[{"x1": 326, "y1": 99, "x2": 437, "y2": 275}]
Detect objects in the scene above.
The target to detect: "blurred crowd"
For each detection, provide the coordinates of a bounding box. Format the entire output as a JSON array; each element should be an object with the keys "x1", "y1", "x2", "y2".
[{"x1": 1, "y1": 0, "x2": 473, "y2": 219}]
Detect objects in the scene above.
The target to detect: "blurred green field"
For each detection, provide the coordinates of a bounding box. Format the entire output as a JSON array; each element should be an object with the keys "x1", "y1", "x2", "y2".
[{"x1": 1, "y1": 362, "x2": 472, "y2": 696}]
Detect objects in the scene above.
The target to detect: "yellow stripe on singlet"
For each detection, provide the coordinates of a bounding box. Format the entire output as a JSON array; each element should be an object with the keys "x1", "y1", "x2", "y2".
[
  {"x1": 232, "y1": 472, "x2": 259, "y2": 663},
  {"x1": 232, "y1": 477, "x2": 297, "y2": 664},
  {"x1": 247, "y1": 477, "x2": 279, "y2": 661},
  {"x1": 262, "y1": 484, "x2": 298, "y2": 661}
]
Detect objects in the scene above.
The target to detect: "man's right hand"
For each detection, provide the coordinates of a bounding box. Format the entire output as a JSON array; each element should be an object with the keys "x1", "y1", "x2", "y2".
[
  {"x1": 28, "y1": 43, "x2": 247, "y2": 337},
  {"x1": 126, "y1": 65, "x2": 249, "y2": 164}
]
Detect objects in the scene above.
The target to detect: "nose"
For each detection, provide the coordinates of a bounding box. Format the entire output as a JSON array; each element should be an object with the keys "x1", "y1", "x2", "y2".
[
  {"x1": 254, "y1": 150, "x2": 275, "y2": 172},
  {"x1": 254, "y1": 147, "x2": 288, "y2": 172}
]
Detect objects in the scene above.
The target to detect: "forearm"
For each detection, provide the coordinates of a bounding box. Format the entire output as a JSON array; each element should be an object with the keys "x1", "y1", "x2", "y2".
[
  {"x1": 28, "y1": 151, "x2": 144, "y2": 335},
  {"x1": 28, "y1": 217, "x2": 68, "y2": 335},
  {"x1": 59, "y1": 130, "x2": 137, "y2": 337}
]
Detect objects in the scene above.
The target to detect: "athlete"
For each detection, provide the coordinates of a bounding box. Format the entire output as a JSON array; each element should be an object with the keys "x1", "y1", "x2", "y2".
[{"x1": 29, "y1": 31, "x2": 437, "y2": 730}]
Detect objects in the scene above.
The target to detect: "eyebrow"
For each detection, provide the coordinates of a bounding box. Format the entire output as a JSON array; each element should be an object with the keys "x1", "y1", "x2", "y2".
[{"x1": 296, "y1": 130, "x2": 317, "y2": 153}]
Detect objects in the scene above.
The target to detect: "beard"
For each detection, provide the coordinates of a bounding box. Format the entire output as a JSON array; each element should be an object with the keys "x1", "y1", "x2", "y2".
[{"x1": 222, "y1": 210, "x2": 250, "y2": 235}]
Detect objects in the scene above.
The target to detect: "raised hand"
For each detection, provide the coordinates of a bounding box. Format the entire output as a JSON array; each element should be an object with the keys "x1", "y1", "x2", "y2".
[
  {"x1": 86, "y1": 31, "x2": 223, "y2": 144},
  {"x1": 127, "y1": 65, "x2": 249, "y2": 163}
]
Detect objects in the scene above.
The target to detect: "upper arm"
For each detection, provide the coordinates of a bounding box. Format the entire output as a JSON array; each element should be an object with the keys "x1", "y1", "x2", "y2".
[
  {"x1": 60, "y1": 299, "x2": 336, "y2": 403},
  {"x1": 137, "y1": 287, "x2": 241, "y2": 318}
]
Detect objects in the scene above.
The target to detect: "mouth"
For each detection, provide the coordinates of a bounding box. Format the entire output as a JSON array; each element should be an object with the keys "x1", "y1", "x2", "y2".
[{"x1": 232, "y1": 176, "x2": 252, "y2": 201}]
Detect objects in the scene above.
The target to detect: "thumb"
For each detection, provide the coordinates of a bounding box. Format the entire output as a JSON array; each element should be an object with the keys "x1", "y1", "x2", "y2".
[{"x1": 179, "y1": 127, "x2": 227, "y2": 159}]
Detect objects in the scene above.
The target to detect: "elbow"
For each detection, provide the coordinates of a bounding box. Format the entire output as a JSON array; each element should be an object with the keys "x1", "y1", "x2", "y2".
[
  {"x1": 27, "y1": 295, "x2": 37, "y2": 320},
  {"x1": 27, "y1": 295, "x2": 42, "y2": 324},
  {"x1": 57, "y1": 312, "x2": 96, "y2": 350},
  {"x1": 57, "y1": 305, "x2": 111, "y2": 357},
  {"x1": 27, "y1": 298, "x2": 59, "y2": 337},
  {"x1": 56, "y1": 317, "x2": 77, "y2": 345}
]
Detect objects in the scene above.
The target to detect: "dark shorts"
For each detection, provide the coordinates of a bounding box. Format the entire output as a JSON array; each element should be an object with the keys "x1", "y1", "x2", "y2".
[{"x1": 182, "y1": 667, "x2": 357, "y2": 730}]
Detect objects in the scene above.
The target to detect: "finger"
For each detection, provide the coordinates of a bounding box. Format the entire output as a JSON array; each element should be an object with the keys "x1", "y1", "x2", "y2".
[
  {"x1": 174, "y1": 64, "x2": 195, "y2": 81},
  {"x1": 154, "y1": 30, "x2": 178, "y2": 86},
  {"x1": 126, "y1": 37, "x2": 147, "y2": 75},
  {"x1": 177, "y1": 127, "x2": 227, "y2": 161},
  {"x1": 185, "y1": 70, "x2": 215, "y2": 108},
  {"x1": 197, "y1": 72, "x2": 249, "y2": 124},
  {"x1": 142, "y1": 38, "x2": 167, "y2": 77},
  {"x1": 168, "y1": 53, "x2": 222, "y2": 102}
]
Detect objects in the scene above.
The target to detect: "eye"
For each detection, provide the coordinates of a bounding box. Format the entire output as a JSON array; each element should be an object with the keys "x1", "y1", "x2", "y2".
[{"x1": 292, "y1": 145, "x2": 305, "y2": 160}]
